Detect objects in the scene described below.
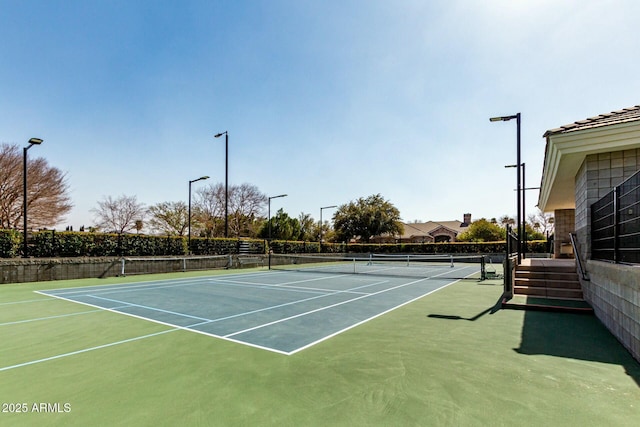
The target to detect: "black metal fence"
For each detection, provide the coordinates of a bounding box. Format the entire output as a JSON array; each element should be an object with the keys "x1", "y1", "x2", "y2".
[{"x1": 591, "y1": 169, "x2": 640, "y2": 264}]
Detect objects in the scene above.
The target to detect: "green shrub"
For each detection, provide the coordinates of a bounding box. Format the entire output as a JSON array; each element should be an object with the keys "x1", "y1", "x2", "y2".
[
  {"x1": 269, "y1": 240, "x2": 320, "y2": 254},
  {"x1": 0, "y1": 230, "x2": 21, "y2": 258}
]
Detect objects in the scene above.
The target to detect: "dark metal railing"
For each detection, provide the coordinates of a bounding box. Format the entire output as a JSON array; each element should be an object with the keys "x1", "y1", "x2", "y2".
[
  {"x1": 591, "y1": 169, "x2": 640, "y2": 264},
  {"x1": 503, "y1": 224, "x2": 519, "y2": 298},
  {"x1": 569, "y1": 232, "x2": 588, "y2": 281}
]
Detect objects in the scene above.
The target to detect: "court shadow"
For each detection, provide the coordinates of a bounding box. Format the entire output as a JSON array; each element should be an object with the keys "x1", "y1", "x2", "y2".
[
  {"x1": 427, "y1": 296, "x2": 503, "y2": 322},
  {"x1": 514, "y1": 310, "x2": 640, "y2": 387}
]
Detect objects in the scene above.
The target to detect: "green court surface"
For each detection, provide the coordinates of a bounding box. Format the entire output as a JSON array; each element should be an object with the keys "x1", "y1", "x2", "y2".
[{"x1": 1, "y1": 268, "x2": 639, "y2": 426}]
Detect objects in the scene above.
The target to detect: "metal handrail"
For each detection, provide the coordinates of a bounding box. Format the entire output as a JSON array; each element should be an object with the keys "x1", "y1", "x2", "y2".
[{"x1": 569, "y1": 232, "x2": 589, "y2": 281}]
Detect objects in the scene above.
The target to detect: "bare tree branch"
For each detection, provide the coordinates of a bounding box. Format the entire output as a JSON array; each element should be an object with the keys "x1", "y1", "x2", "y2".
[
  {"x1": 0, "y1": 144, "x2": 72, "y2": 229},
  {"x1": 91, "y1": 195, "x2": 146, "y2": 234}
]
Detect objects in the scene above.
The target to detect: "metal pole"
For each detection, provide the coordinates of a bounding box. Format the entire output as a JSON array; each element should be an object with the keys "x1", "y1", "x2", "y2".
[
  {"x1": 516, "y1": 113, "x2": 522, "y2": 263},
  {"x1": 268, "y1": 199, "x2": 272, "y2": 240},
  {"x1": 188, "y1": 180, "x2": 192, "y2": 254},
  {"x1": 23, "y1": 146, "x2": 28, "y2": 258},
  {"x1": 225, "y1": 132, "x2": 229, "y2": 238},
  {"x1": 522, "y1": 161, "x2": 526, "y2": 259}
]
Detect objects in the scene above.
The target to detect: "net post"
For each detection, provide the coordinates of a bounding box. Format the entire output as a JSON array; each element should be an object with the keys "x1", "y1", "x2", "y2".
[
  {"x1": 183, "y1": 257, "x2": 187, "y2": 272},
  {"x1": 268, "y1": 252, "x2": 272, "y2": 270},
  {"x1": 121, "y1": 258, "x2": 126, "y2": 276},
  {"x1": 481, "y1": 256, "x2": 486, "y2": 281}
]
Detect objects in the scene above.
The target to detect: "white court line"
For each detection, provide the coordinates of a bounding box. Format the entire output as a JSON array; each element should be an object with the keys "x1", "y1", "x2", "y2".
[
  {"x1": 0, "y1": 309, "x2": 104, "y2": 326},
  {"x1": 89, "y1": 295, "x2": 215, "y2": 322},
  {"x1": 29, "y1": 267, "x2": 480, "y2": 357},
  {"x1": 68, "y1": 276, "x2": 390, "y2": 329},
  {"x1": 184, "y1": 279, "x2": 391, "y2": 328},
  {"x1": 0, "y1": 329, "x2": 177, "y2": 372},
  {"x1": 40, "y1": 270, "x2": 283, "y2": 296},
  {"x1": 225, "y1": 275, "x2": 435, "y2": 338},
  {"x1": 0, "y1": 298, "x2": 53, "y2": 306},
  {"x1": 289, "y1": 274, "x2": 478, "y2": 355}
]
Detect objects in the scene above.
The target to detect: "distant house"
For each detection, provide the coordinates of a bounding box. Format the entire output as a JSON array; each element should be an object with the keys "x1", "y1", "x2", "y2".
[{"x1": 371, "y1": 213, "x2": 472, "y2": 243}]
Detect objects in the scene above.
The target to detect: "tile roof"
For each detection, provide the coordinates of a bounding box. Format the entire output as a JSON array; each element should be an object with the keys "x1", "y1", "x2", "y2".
[
  {"x1": 400, "y1": 220, "x2": 467, "y2": 239},
  {"x1": 543, "y1": 105, "x2": 640, "y2": 137}
]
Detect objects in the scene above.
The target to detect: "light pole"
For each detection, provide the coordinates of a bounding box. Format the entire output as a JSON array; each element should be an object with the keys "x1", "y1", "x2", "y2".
[
  {"x1": 319, "y1": 205, "x2": 337, "y2": 243},
  {"x1": 491, "y1": 113, "x2": 521, "y2": 263},
  {"x1": 268, "y1": 194, "x2": 287, "y2": 240},
  {"x1": 505, "y1": 162, "x2": 525, "y2": 259},
  {"x1": 188, "y1": 176, "x2": 209, "y2": 254},
  {"x1": 23, "y1": 138, "x2": 43, "y2": 258},
  {"x1": 214, "y1": 131, "x2": 229, "y2": 238}
]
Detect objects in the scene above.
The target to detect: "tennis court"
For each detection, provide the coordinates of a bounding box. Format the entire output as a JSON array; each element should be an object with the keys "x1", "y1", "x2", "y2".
[
  {"x1": 3, "y1": 258, "x2": 640, "y2": 426},
  {"x1": 38, "y1": 254, "x2": 484, "y2": 354}
]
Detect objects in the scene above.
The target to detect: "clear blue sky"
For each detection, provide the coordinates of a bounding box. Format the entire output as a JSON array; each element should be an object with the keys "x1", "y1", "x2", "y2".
[{"x1": 1, "y1": 0, "x2": 639, "y2": 229}]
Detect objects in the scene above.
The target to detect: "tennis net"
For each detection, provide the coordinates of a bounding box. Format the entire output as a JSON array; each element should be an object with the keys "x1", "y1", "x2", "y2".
[
  {"x1": 269, "y1": 253, "x2": 486, "y2": 280},
  {"x1": 120, "y1": 255, "x2": 231, "y2": 276}
]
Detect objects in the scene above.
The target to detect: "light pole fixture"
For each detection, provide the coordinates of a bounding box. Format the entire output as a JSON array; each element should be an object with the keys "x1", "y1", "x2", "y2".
[
  {"x1": 188, "y1": 176, "x2": 210, "y2": 254},
  {"x1": 319, "y1": 205, "x2": 337, "y2": 243},
  {"x1": 214, "y1": 131, "x2": 229, "y2": 238},
  {"x1": 268, "y1": 194, "x2": 287, "y2": 240},
  {"x1": 23, "y1": 138, "x2": 43, "y2": 258},
  {"x1": 492, "y1": 112, "x2": 522, "y2": 263}
]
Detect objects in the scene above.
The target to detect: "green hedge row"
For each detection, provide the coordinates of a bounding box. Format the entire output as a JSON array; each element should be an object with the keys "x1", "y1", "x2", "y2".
[
  {"x1": 0, "y1": 229, "x2": 549, "y2": 258},
  {"x1": 342, "y1": 241, "x2": 549, "y2": 255},
  {"x1": 0, "y1": 230, "x2": 267, "y2": 258}
]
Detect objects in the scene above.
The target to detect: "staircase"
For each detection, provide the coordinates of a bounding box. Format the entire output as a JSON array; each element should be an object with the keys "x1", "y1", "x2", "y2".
[{"x1": 503, "y1": 258, "x2": 593, "y2": 313}]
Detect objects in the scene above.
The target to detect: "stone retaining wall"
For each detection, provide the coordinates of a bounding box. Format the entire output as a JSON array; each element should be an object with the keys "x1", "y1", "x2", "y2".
[
  {"x1": 0, "y1": 256, "x2": 264, "y2": 284},
  {"x1": 584, "y1": 260, "x2": 640, "y2": 362}
]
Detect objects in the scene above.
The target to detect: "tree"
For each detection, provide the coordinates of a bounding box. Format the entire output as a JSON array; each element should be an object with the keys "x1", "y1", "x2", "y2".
[
  {"x1": 498, "y1": 215, "x2": 515, "y2": 228},
  {"x1": 527, "y1": 208, "x2": 554, "y2": 237},
  {"x1": 298, "y1": 212, "x2": 316, "y2": 241},
  {"x1": 258, "y1": 208, "x2": 301, "y2": 240},
  {"x1": 195, "y1": 182, "x2": 267, "y2": 238},
  {"x1": 456, "y1": 218, "x2": 504, "y2": 242},
  {"x1": 333, "y1": 194, "x2": 403, "y2": 243},
  {"x1": 147, "y1": 201, "x2": 189, "y2": 235},
  {"x1": 228, "y1": 183, "x2": 267, "y2": 237},
  {"x1": 0, "y1": 143, "x2": 72, "y2": 229},
  {"x1": 92, "y1": 195, "x2": 146, "y2": 234}
]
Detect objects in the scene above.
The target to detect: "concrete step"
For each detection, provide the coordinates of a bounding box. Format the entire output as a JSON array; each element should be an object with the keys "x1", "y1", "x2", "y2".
[
  {"x1": 502, "y1": 295, "x2": 593, "y2": 314},
  {"x1": 515, "y1": 271, "x2": 578, "y2": 281},
  {"x1": 517, "y1": 265, "x2": 576, "y2": 274},
  {"x1": 514, "y1": 277, "x2": 581, "y2": 289},
  {"x1": 514, "y1": 286, "x2": 584, "y2": 299}
]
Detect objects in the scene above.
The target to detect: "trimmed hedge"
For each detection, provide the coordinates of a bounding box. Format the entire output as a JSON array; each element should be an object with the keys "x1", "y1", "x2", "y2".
[
  {"x1": 268, "y1": 240, "x2": 320, "y2": 254},
  {"x1": 0, "y1": 230, "x2": 268, "y2": 258},
  {"x1": 190, "y1": 238, "x2": 266, "y2": 255},
  {"x1": 0, "y1": 228, "x2": 548, "y2": 258},
  {"x1": 270, "y1": 240, "x2": 549, "y2": 255}
]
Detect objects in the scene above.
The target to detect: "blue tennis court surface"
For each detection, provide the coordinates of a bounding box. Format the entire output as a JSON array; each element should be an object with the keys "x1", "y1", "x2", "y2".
[{"x1": 37, "y1": 268, "x2": 479, "y2": 355}]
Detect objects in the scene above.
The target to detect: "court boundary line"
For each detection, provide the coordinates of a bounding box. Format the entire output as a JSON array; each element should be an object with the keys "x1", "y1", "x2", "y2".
[
  {"x1": 289, "y1": 277, "x2": 464, "y2": 354},
  {"x1": 35, "y1": 290, "x2": 292, "y2": 356},
  {"x1": 0, "y1": 298, "x2": 55, "y2": 306},
  {"x1": 224, "y1": 275, "x2": 454, "y2": 341},
  {"x1": 39, "y1": 270, "x2": 282, "y2": 295},
  {"x1": 0, "y1": 329, "x2": 177, "y2": 372},
  {"x1": 0, "y1": 309, "x2": 104, "y2": 327},
  {"x1": 33, "y1": 269, "x2": 479, "y2": 356}
]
